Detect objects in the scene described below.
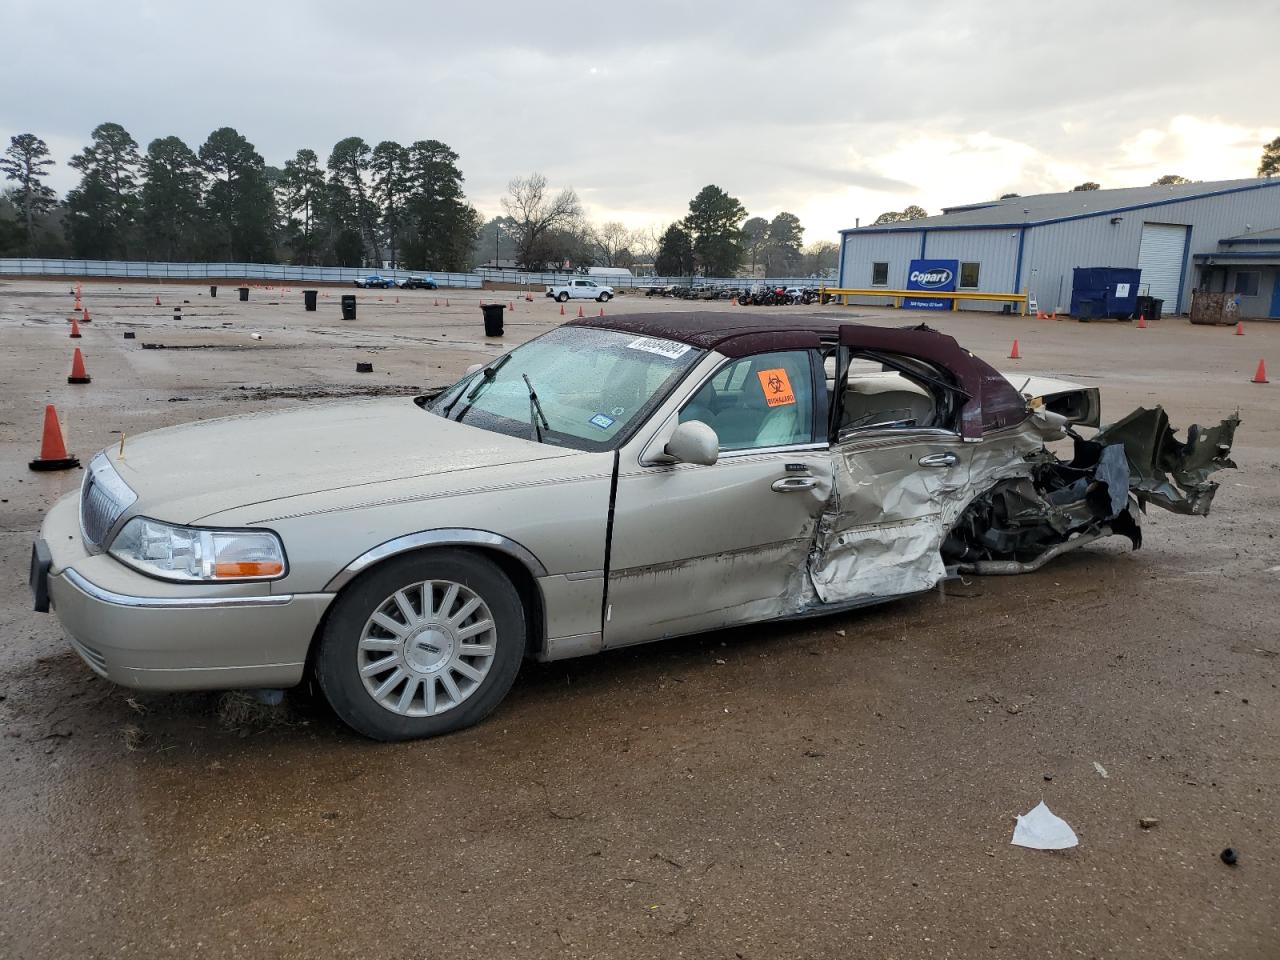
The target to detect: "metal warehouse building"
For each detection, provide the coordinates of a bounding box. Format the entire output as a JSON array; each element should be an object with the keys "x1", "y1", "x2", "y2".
[{"x1": 836, "y1": 177, "x2": 1280, "y2": 318}]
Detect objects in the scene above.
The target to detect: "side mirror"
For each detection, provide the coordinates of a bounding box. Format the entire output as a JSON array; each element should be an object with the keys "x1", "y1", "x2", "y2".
[
  {"x1": 665, "y1": 420, "x2": 719, "y2": 466},
  {"x1": 464, "y1": 363, "x2": 484, "y2": 376}
]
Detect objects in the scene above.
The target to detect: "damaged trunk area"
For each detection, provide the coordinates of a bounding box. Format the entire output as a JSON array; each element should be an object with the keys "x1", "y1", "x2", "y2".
[{"x1": 944, "y1": 406, "x2": 1239, "y2": 575}]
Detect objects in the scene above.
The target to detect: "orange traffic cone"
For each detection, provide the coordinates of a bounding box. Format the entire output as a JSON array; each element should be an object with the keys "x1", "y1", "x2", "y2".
[
  {"x1": 1137, "y1": 314, "x2": 1148, "y2": 329},
  {"x1": 1235, "y1": 321, "x2": 1244, "y2": 336},
  {"x1": 445, "y1": 298, "x2": 450, "y2": 307},
  {"x1": 577, "y1": 305, "x2": 584, "y2": 318},
  {"x1": 559, "y1": 304, "x2": 565, "y2": 316},
  {"x1": 508, "y1": 301, "x2": 515, "y2": 311},
  {"x1": 28, "y1": 404, "x2": 79, "y2": 471},
  {"x1": 1050, "y1": 310, "x2": 1057, "y2": 320},
  {"x1": 155, "y1": 295, "x2": 161, "y2": 306},
  {"x1": 731, "y1": 296, "x2": 739, "y2": 306},
  {"x1": 525, "y1": 292, "x2": 533, "y2": 302},
  {"x1": 434, "y1": 298, "x2": 439, "y2": 307},
  {"x1": 598, "y1": 306, "x2": 605, "y2": 316},
  {"x1": 68, "y1": 348, "x2": 91, "y2": 384},
  {"x1": 69, "y1": 317, "x2": 82, "y2": 338},
  {"x1": 1008, "y1": 339, "x2": 1021, "y2": 359},
  {"x1": 1035, "y1": 310, "x2": 1044, "y2": 320},
  {"x1": 82, "y1": 307, "x2": 91, "y2": 322},
  {"x1": 73, "y1": 296, "x2": 82, "y2": 312},
  {"x1": 395, "y1": 296, "x2": 400, "y2": 304},
  {"x1": 1251, "y1": 359, "x2": 1269, "y2": 384}
]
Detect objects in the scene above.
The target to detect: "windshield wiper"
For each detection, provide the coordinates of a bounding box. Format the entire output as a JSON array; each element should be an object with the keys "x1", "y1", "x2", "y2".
[
  {"x1": 522, "y1": 373, "x2": 550, "y2": 443},
  {"x1": 443, "y1": 353, "x2": 512, "y2": 421}
]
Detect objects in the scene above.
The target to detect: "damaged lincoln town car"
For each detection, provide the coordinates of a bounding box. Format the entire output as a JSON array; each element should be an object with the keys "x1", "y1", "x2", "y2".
[{"x1": 30, "y1": 313, "x2": 1239, "y2": 740}]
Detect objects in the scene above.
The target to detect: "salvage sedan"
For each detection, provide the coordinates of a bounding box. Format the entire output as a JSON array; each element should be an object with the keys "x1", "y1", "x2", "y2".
[{"x1": 31, "y1": 314, "x2": 1238, "y2": 740}]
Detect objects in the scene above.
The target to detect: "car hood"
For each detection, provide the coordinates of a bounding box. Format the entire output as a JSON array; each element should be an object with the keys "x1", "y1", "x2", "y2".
[{"x1": 109, "y1": 398, "x2": 578, "y2": 524}]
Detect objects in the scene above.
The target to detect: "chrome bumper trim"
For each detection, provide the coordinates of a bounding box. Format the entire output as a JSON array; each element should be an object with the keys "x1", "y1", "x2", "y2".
[{"x1": 62, "y1": 567, "x2": 298, "y2": 609}]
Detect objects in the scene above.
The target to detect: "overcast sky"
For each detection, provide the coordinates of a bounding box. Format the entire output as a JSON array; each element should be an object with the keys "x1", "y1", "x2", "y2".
[{"x1": 5, "y1": 0, "x2": 1278, "y2": 243}]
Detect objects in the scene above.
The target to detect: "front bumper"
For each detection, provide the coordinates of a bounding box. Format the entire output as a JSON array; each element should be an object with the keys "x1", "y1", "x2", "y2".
[{"x1": 34, "y1": 494, "x2": 333, "y2": 691}]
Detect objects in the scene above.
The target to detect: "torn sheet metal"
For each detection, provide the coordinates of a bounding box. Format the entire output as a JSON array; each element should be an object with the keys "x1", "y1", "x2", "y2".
[
  {"x1": 1088, "y1": 406, "x2": 1240, "y2": 515},
  {"x1": 945, "y1": 406, "x2": 1238, "y2": 571}
]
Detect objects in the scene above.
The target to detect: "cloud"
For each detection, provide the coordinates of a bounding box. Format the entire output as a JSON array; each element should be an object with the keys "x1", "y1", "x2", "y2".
[{"x1": 3, "y1": 0, "x2": 1278, "y2": 244}]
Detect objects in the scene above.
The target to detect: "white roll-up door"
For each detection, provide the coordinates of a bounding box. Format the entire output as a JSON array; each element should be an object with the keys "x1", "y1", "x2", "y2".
[{"x1": 1137, "y1": 223, "x2": 1187, "y2": 310}]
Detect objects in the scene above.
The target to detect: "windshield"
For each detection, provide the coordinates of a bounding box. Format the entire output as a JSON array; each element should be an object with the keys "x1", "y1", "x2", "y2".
[{"x1": 427, "y1": 327, "x2": 704, "y2": 451}]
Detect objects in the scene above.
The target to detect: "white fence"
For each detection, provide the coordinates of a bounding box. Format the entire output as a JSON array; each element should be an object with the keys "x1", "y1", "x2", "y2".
[
  {"x1": 0, "y1": 258, "x2": 832, "y2": 292},
  {"x1": 0, "y1": 259, "x2": 483, "y2": 288},
  {"x1": 472, "y1": 268, "x2": 831, "y2": 290}
]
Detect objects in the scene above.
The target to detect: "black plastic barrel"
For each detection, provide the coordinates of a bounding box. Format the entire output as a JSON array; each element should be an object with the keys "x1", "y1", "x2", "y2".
[
  {"x1": 341, "y1": 294, "x2": 357, "y2": 320},
  {"x1": 210, "y1": 285, "x2": 217, "y2": 298},
  {"x1": 238, "y1": 287, "x2": 249, "y2": 302},
  {"x1": 1148, "y1": 298, "x2": 1164, "y2": 321},
  {"x1": 481, "y1": 303, "x2": 505, "y2": 337},
  {"x1": 303, "y1": 289, "x2": 318, "y2": 312}
]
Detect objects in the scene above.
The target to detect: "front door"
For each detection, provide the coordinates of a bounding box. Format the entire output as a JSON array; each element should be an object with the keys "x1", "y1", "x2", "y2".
[{"x1": 604, "y1": 349, "x2": 832, "y2": 647}]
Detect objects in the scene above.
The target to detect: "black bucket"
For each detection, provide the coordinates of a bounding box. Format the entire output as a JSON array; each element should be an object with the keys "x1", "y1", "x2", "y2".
[
  {"x1": 303, "y1": 289, "x2": 318, "y2": 312},
  {"x1": 209, "y1": 285, "x2": 217, "y2": 298},
  {"x1": 341, "y1": 294, "x2": 357, "y2": 320},
  {"x1": 238, "y1": 287, "x2": 249, "y2": 302}
]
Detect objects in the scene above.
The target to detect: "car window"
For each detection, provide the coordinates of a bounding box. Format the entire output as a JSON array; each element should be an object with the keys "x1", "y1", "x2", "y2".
[
  {"x1": 679, "y1": 350, "x2": 815, "y2": 452},
  {"x1": 428, "y1": 328, "x2": 703, "y2": 451},
  {"x1": 826, "y1": 352, "x2": 955, "y2": 437}
]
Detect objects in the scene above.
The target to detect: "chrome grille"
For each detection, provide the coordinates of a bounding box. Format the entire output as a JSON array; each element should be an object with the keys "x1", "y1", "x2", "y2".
[{"x1": 80, "y1": 453, "x2": 137, "y2": 548}]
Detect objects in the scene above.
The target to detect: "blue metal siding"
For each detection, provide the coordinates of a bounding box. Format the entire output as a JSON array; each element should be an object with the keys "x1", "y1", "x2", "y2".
[
  {"x1": 918, "y1": 229, "x2": 1020, "y2": 310},
  {"x1": 837, "y1": 231, "x2": 923, "y2": 304}
]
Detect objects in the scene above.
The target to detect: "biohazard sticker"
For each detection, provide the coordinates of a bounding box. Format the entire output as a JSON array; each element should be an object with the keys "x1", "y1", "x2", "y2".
[{"x1": 756, "y1": 368, "x2": 795, "y2": 406}]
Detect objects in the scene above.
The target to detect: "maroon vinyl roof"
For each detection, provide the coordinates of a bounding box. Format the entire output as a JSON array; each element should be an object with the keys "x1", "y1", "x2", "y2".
[{"x1": 567, "y1": 311, "x2": 845, "y2": 356}]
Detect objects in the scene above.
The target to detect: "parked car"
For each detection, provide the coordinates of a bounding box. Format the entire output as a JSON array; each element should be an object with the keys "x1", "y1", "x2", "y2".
[
  {"x1": 397, "y1": 276, "x2": 438, "y2": 290},
  {"x1": 31, "y1": 313, "x2": 1238, "y2": 741},
  {"x1": 354, "y1": 275, "x2": 395, "y2": 289},
  {"x1": 545, "y1": 279, "x2": 613, "y2": 302}
]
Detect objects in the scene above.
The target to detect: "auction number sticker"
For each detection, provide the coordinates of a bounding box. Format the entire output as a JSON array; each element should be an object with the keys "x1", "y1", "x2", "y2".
[
  {"x1": 589, "y1": 413, "x2": 616, "y2": 430},
  {"x1": 756, "y1": 368, "x2": 796, "y2": 406},
  {"x1": 626, "y1": 336, "x2": 691, "y2": 360}
]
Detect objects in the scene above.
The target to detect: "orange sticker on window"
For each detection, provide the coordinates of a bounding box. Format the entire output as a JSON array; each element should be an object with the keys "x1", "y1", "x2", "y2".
[{"x1": 756, "y1": 368, "x2": 796, "y2": 407}]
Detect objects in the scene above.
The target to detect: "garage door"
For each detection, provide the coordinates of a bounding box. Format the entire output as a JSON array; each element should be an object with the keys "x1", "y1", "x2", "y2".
[{"x1": 1137, "y1": 223, "x2": 1187, "y2": 311}]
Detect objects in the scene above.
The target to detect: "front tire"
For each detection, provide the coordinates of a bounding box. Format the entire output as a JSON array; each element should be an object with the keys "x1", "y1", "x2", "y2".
[
  {"x1": 556, "y1": 291, "x2": 569, "y2": 303},
  {"x1": 316, "y1": 550, "x2": 526, "y2": 741},
  {"x1": 597, "y1": 293, "x2": 611, "y2": 302}
]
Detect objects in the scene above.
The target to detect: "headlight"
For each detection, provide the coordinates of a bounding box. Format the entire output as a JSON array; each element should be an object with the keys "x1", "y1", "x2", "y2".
[{"x1": 109, "y1": 517, "x2": 287, "y2": 582}]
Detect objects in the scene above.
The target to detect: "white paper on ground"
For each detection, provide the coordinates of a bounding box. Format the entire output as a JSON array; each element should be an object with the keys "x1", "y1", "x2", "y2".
[{"x1": 1011, "y1": 801, "x2": 1079, "y2": 850}]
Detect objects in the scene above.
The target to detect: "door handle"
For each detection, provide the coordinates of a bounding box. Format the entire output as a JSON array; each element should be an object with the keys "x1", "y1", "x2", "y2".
[
  {"x1": 772, "y1": 476, "x2": 817, "y2": 492},
  {"x1": 919, "y1": 452, "x2": 959, "y2": 468}
]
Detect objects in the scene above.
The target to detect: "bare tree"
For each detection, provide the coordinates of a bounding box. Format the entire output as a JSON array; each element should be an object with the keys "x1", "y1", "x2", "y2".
[
  {"x1": 628, "y1": 224, "x2": 663, "y2": 267},
  {"x1": 501, "y1": 172, "x2": 581, "y2": 269},
  {"x1": 588, "y1": 220, "x2": 633, "y2": 267}
]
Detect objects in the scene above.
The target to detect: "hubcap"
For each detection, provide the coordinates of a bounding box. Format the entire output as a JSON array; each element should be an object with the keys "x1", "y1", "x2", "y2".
[{"x1": 357, "y1": 579, "x2": 497, "y2": 717}]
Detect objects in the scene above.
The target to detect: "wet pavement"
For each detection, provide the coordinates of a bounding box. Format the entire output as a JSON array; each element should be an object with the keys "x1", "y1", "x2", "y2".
[{"x1": 1, "y1": 280, "x2": 1277, "y2": 958}]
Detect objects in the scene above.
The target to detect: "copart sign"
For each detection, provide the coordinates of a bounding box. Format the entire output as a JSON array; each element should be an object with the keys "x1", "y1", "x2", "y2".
[{"x1": 905, "y1": 259, "x2": 958, "y2": 310}]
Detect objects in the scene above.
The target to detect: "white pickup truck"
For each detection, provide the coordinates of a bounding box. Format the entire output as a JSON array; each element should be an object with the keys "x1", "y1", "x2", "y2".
[{"x1": 544, "y1": 278, "x2": 614, "y2": 303}]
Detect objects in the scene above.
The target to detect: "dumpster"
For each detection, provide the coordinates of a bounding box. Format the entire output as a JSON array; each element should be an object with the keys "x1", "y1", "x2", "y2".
[
  {"x1": 481, "y1": 303, "x2": 505, "y2": 337},
  {"x1": 341, "y1": 294, "x2": 357, "y2": 320},
  {"x1": 209, "y1": 285, "x2": 217, "y2": 298},
  {"x1": 1069, "y1": 267, "x2": 1141, "y2": 319},
  {"x1": 238, "y1": 287, "x2": 249, "y2": 302},
  {"x1": 303, "y1": 289, "x2": 318, "y2": 312}
]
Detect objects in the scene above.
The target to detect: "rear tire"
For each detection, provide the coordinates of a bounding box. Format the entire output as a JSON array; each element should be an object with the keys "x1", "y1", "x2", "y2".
[{"x1": 316, "y1": 550, "x2": 526, "y2": 741}]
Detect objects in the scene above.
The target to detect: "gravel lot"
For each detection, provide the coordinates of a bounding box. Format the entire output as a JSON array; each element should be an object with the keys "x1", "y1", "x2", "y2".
[{"x1": 1, "y1": 279, "x2": 1277, "y2": 959}]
